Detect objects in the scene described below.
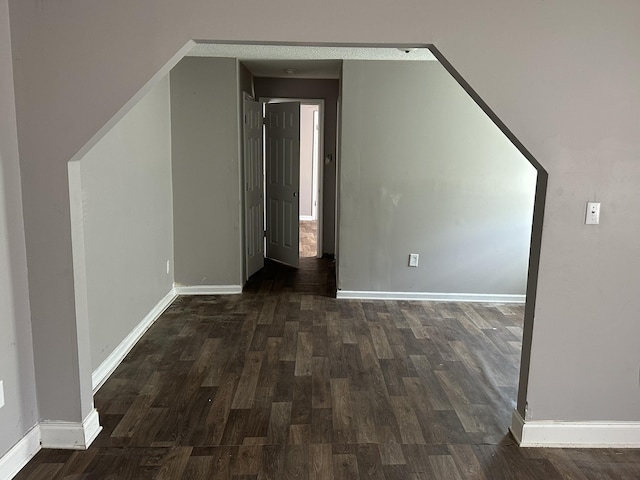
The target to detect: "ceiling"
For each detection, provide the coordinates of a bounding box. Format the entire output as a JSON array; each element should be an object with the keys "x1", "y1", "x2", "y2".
[{"x1": 187, "y1": 43, "x2": 436, "y2": 79}]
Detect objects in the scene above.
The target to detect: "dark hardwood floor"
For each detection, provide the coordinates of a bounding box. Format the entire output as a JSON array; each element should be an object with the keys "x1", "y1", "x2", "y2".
[{"x1": 15, "y1": 258, "x2": 640, "y2": 479}]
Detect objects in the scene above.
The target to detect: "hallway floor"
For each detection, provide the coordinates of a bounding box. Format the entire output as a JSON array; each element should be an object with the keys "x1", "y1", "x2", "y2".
[
  {"x1": 299, "y1": 220, "x2": 317, "y2": 258},
  {"x1": 15, "y1": 258, "x2": 640, "y2": 479}
]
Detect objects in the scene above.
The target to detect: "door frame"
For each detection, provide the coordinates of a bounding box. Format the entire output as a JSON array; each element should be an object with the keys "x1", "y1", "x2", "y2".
[{"x1": 260, "y1": 97, "x2": 325, "y2": 259}]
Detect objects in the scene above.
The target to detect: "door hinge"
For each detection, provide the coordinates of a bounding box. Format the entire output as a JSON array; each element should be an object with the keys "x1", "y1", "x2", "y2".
[{"x1": 264, "y1": 230, "x2": 267, "y2": 238}]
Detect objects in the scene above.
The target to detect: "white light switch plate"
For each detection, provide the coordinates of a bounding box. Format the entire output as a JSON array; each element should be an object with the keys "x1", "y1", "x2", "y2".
[
  {"x1": 409, "y1": 253, "x2": 419, "y2": 267},
  {"x1": 586, "y1": 202, "x2": 600, "y2": 225}
]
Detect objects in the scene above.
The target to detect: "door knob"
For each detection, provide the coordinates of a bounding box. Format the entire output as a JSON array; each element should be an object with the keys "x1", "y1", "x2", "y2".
[{"x1": 293, "y1": 192, "x2": 297, "y2": 197}]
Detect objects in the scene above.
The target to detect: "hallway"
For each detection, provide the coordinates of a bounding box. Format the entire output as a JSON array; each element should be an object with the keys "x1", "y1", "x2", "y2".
[{"x1": 14, "y1": 258, "x2": 640, "y2": 478}]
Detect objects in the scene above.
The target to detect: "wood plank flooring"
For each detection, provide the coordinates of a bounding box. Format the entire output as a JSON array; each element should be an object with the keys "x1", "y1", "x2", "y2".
[
  {"x1": 14, "y1": 258, "x2": 640, "y2": 479},
  {"x1": 299, "y1": 220, "x2": 317, "y2": 258}
]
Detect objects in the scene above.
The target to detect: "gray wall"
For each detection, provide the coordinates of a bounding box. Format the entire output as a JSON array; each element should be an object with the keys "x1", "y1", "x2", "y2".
[
  {"x1": 254, "y1": 78, "x2": 339, "y2": 254},
  {"x1": 77, "y1": 76, "x2": 174, "y2": 370},
  {"x1": 171, "y1": 57, "x2": 243, "y2": 287},
  {"x1": 238, "y1": 62, "x2": 254, "y2": 100},
  {"x1": 339, "y1": 60, "x2": 536, "y2": 295},
  {"x1": 5, "y1": 0, "x2": 640, "y2": 438},
  {"x1": 0, "y1": 0, "x2": 38, "y2": 455}
]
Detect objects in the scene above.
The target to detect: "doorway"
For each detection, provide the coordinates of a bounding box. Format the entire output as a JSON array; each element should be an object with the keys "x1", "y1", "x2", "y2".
[
  {"x1": 298, "y1": 104, "x2": 320, "y2": 258},
  {"x1": 261, "y1": 97, "x2": 325, "y2": 262},
  {"x1": 244, "y1": 97, "x2": 325, "y2": 279}
]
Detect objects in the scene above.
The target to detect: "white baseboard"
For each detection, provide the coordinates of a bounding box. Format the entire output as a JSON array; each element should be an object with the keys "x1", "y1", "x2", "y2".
[
  {"x1": 336, "y1": 290, "x2": 525, "y2": 303},
  {"x1": 509, "y1": 408, "x2": 526, "y2": 444},
  {"x1": 299, "y1": 215, "x2": 315, "y2": 221},
  {"x1": 173, "y1": 285, "x2": 242, "y2": 295},
  {"x1": 40, "y1": 409, "x2": 102, "y2": 450},
  {"x1": 510, "y1": 408, "x2": 640, "y2": 448},
  {"x1": 92, "y1": 290, "x2": 177, "y2": 392},
  {"x1": 0, "y1": 425, "x2": 40, "y2": 480},
  {"x1": 0, "y1": 411, "x2": 104, "y2": 477}
]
